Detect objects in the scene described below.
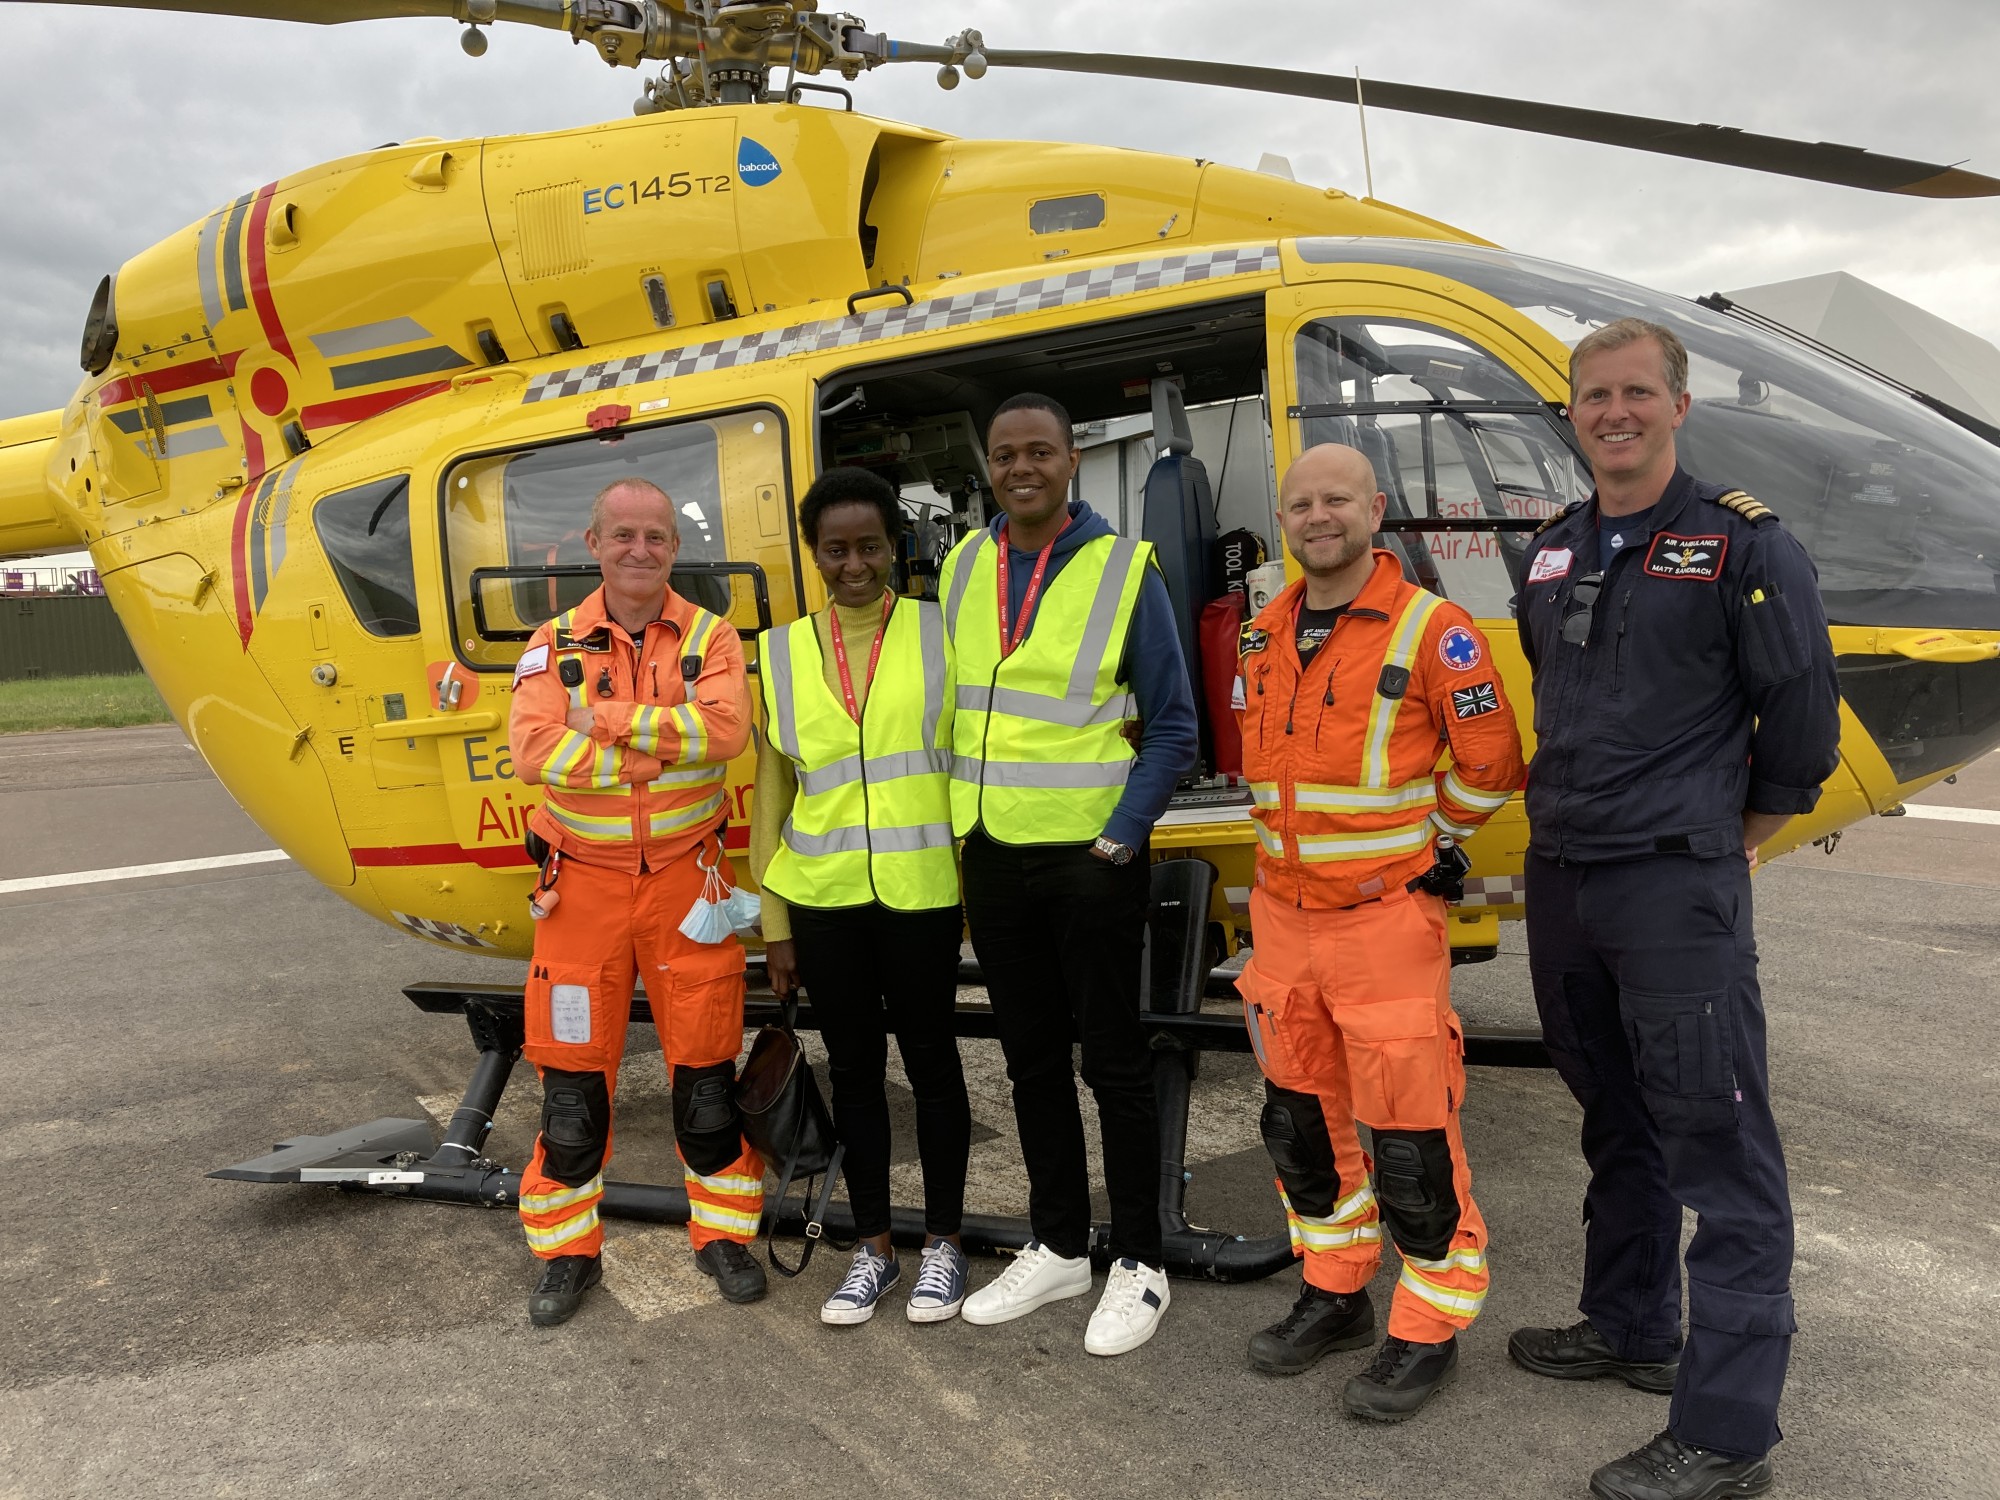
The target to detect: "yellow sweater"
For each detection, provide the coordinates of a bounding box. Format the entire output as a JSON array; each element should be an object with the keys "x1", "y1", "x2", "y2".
[{"x1": 749, "y1": 599, "x2": 888, "y2": 943}]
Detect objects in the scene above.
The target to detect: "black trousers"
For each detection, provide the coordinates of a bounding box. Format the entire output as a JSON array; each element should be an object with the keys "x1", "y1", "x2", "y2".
[
  {"x1": 961, "y1": 829, "x2": 1162, "y2": 1267},
  {"x1": 790, "y1": 900, "x2": 970, "y2": 1240},
  {"x1": 1525, "y1": 852, "x2": 1794, "y2": 1460}
]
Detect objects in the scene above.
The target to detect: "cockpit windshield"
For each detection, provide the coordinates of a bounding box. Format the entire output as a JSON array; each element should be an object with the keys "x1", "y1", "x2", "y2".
[{"x1": 1296, "y1": 239, "x2": 2000, "y2": 630}]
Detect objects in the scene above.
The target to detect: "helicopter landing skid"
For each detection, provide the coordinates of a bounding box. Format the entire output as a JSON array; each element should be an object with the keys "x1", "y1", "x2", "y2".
[{"x1": 210, "y1": 862, "x2": 1550, "y2": 1282}]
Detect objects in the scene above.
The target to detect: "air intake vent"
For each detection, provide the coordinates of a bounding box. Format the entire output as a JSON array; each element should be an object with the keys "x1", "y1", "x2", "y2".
[{"x1": 514, "y1": 182, "x2": 586, "y2": 281}]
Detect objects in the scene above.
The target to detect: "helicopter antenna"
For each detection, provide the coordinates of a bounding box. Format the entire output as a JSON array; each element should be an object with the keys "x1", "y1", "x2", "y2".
[{"x1": 1354, "y1": 65, "x2": 1375, "y2": 200}]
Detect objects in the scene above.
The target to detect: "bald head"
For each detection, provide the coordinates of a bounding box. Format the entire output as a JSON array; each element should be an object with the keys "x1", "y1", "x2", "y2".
[
  {"x1": 1277, "y1": 442, "x2": 1386, "y2": 595},
  {"x1": 590, "y1": 477, "x2": 678, "y2": 539}
]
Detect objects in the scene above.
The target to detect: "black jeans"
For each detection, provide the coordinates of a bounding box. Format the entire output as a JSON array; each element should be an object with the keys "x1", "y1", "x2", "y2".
[
  {"x1": 790, "y1": 900, "x2": 970, "y2": 1240},
  {"x1": 961, "y1": 829, "x2": 1161, "y2": 1267}
]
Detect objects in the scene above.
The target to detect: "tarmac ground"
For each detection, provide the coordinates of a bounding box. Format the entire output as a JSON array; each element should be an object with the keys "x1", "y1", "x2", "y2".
[{"x1": 2, "y1": 724, "x2": 1997, "y2": 1500}]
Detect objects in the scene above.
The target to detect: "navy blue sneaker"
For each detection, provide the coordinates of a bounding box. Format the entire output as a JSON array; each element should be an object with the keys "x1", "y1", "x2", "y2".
[
  {"x1": 820, "y1": 1246, "x2": 900, "y2": 1326},
  {"x1": 907, "y1": 1238, "x2": 969, "y2": 1323}
]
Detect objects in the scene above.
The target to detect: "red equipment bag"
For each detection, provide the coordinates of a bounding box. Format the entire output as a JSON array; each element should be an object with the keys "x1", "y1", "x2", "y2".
[{"x1": 1200, "y1": 591, "x2": 1250, "y2": 776}]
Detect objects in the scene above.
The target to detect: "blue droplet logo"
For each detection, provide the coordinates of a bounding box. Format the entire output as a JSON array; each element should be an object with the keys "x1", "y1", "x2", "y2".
[{"x1": 736, "y1": 137, "x2": 782, "y2": 187}]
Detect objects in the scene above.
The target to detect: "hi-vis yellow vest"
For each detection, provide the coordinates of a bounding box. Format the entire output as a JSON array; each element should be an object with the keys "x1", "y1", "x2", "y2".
[
  {"x1": 940, "y1": 529, "x2": 1151, "y2": 844},
  {"x1": 759, "y1": 600, "x2": 958, "y2": 912}
]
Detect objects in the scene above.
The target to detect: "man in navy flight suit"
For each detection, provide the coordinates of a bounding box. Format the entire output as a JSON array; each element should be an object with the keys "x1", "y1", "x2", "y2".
[{"x1": 1510, "y1": 318, "x2": 1840, "y2": 1500}]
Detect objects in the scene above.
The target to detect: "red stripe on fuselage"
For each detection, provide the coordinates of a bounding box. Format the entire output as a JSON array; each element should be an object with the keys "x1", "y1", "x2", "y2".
[
  {"x1": 244, "y1": 184, "x2": 295, "y2": 366},
  {"x1": 96, "y1": 355, "x2": 233, "y2": 410},
  {"x1": 353, "y1": 842, "x2": 537, "y2": 869},
  {"x1": 300, "y1": 381, "x2": 451, "y2": 430},
  {"x1": 228, "y1": 483, "x2": 257, "y2": 647}
]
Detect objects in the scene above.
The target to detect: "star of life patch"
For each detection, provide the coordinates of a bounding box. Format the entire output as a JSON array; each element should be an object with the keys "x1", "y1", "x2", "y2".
[
  {"x1": 1645, "y1": 533, "x2": 1729, "y2": 581},
  {"x1": 1451, "y1": 682, "x2": 1500, "y2": 719},
  {"x1": 513, "y1": 643, "x2": 551, "y2": 685},
  {"x1": 1527, "y1": 547, "x2": 1573, "y2": 583},
  {"x1": 1438, "y1": 625, "x2": 1483, "y2": 671}
]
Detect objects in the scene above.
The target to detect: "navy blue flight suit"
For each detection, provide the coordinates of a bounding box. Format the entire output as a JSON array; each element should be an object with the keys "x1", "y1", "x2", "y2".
[{"x1": 1515, "y1": 467, "x2": 1841, "y2": 1460}]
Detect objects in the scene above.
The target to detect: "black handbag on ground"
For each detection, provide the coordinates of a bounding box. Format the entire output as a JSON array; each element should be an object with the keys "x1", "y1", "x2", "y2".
[{"x1": 733, "y1": 994, "x2": 848, "y2": 1276}]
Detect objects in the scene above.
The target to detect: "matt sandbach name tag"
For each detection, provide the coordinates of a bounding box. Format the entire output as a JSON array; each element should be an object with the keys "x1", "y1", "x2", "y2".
[{"x1": 1645, "y1": 533, "x2": 1729, "y2": 581}]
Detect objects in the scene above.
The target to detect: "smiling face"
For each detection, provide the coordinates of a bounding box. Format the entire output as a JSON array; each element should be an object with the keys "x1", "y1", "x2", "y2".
[
  {"x1": 586, "y1": 482, "x2": 680, "y2": 616},
  {"x1": 1278, "y1": 444, "x2": 1386, "y2": 584},
  {"x1": 1570, "y1": 336, "x2": 1691, "y2": 497},
  {"x1": 986, "y1": 406, "x2": 1080, "y2": 539},
  {"x1": 811, "y1": 499, "x2": 895, "y2": 609}
]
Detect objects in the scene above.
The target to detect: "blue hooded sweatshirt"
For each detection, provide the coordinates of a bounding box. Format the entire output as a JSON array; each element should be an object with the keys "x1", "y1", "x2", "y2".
[{"x1": 986, "y1": 501, "x2": 1199, "y2": 849}]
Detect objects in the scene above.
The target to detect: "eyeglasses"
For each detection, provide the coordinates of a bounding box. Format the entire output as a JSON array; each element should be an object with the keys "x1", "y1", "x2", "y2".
[{"x1": 1561, "y1": 572, "x2": 1604, "y2": 647}]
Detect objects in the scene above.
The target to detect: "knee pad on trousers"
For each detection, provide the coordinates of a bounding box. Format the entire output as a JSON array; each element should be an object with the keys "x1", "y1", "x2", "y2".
[
  {"x1": 538, "y1": 1069, "x2": 611, "y2": 1186},
  {"x1": 672, "y1": 1061, "x2": 741, "y2": 1176},
  {"x1": 1260, "y1": 1083, "x2": 1340, "y2": 1218},
  {"x1": 1370, "y1": 1129, "x2": 1460, "y2": 1261}
]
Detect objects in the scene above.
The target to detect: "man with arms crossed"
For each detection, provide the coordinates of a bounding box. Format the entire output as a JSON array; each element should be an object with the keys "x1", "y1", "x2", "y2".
[
  {"x1": 1511, "y1": 319, "x2": 1839, "y2": 1499},
  {"x1": 1235, "y1": 442, "x2": 1524, "y2": 1420}
]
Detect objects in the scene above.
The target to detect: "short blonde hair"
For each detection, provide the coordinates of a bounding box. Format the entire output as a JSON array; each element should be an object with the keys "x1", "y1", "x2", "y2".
[{"x1": 1570, "y1": 318, "x2": 1688, "y2": 401}]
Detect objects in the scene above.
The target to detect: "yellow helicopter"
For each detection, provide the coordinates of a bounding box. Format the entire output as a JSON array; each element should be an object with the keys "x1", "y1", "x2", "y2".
[{"x1": 6, "y1": 0, "x2": 2000, "y2": 978}]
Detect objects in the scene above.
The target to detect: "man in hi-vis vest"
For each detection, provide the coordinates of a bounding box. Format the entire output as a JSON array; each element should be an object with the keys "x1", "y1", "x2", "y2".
[
  {"x1": 944, "y1": 392, "x2": 1198, "y2": 1356},
  {"x1": 1236, "y1": 443, "x2": 1524, "y2": 1421}
]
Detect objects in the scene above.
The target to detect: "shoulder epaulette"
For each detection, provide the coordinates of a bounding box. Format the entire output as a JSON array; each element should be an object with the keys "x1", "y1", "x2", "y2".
[
  {"x1": 1709, "y1": 489, "x2": 1777, "y2": 526},
  {"x1": 1533, "y1": 500, "x2": 1583, "y2": 537}
]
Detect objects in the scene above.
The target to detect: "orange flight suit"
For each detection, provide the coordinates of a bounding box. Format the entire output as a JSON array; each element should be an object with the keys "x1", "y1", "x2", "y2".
[
  {"x1": 509, "y1": 584, "x2": 762, "y2": 1259},
  {"x1": 1235, "y1": 552, "x2": 1525, "y2": 1343}
]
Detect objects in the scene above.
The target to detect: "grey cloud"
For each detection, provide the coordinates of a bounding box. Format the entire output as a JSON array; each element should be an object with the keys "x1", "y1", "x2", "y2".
[{"x1": 2, "y1": 0, "x2": 1995, "y2": 422}]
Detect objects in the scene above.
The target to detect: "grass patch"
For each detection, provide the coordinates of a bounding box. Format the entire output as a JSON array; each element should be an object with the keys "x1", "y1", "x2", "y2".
[{"x1": 0, "y1": 673, "x2": 171, "y2": 734}]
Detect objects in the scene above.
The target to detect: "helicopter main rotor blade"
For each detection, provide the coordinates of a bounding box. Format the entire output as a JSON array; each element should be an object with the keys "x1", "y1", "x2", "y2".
[
  {"x1": 42, "y1": 1, "x2": 574, "y2": 29},
  {"x1": 894, "y1": 45, "x2": 1998, "y2": 200}
]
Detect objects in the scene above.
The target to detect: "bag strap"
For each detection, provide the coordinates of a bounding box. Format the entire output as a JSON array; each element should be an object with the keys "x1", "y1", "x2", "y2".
[{"x1": 762, "y1": 1141, "x2": 846, "y2": 1277}]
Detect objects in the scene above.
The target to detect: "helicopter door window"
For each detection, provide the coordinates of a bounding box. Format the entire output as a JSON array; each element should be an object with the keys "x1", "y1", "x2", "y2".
[
  {"x1": 442, "y1": 406, "x2": 788, "y2": 670},
  {"x1": 1292, "y1": 317, "x2": 1591, "y2": 615},
  {"x1": 313, "y1": 475, "x2": 421, "y2": 638}
]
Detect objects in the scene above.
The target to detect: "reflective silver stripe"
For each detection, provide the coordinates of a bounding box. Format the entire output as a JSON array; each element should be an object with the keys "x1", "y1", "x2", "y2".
[
  {"x1": 195, "y1": 210, "x2": 225, "y2": 328},
  {"x1": 956, "y1": 682, "x2": 1134, "y2": 729},
  {"x1": 916, "y1": 599, "x2": 947, "y2": 748},
  {"x1": 782, "y1": 820, "x2": 869, "y2": 857},
  {"x1": 953, "y1": 756, "x2": 1133, "y2": 789},
  {"x1": 764, "y1": 622, "x2": 801, "y2": 761},
  {"x1": 649, "y1": 764, "x2": 728, "y2": 789},
  {"x1": 782, "y1": 819, "x2": 955, "y2": 856},
  {"x1": 797, "y1": 754, "x2": 863, "y2": 796},
  {"x1": 942, "y1": 532, "x2": 989, "y2": 636},
  {"x1": 1066, "y1": 537, "x2": 1141, "y2": 701},
  {"x1": 1441, "y1": 767, "x2": 1512, "y2": 812}
]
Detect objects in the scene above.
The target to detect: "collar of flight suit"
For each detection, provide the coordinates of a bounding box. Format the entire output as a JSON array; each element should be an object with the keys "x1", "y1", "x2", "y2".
[
  {"x1": 563, "y1": 583, "x2": 696, "y2": 647},
  {"x1": 1249, "y1": 547, "x2": 1407, "y2": 661}
]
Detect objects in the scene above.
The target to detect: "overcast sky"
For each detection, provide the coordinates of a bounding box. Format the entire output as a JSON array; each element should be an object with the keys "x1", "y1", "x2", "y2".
[{"x1": 2, "y1": 0, "x2": 1997, "y2": 423}]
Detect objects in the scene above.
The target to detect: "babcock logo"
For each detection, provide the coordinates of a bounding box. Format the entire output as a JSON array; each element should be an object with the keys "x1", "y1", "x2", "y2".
[{"x1": 737, "y1": 137, "x2": 782, "y2": 186}]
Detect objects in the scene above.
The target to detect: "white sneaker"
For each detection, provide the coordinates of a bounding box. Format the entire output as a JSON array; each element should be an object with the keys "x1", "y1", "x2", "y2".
[
  {"x1": 1084, "y1": 1257, "x2": 1170, "y2": 1356},
  {"x1": 961, "y1": 1239, "x2": 1092, "y2": 1326}
]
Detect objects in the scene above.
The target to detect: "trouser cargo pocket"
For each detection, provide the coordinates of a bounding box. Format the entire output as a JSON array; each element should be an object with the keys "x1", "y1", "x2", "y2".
[{"x1": 1621, "y1": 985, "x2": 1738, "y2": 1134}]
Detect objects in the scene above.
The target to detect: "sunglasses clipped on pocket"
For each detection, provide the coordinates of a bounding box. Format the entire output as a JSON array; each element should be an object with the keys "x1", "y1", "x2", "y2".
[{"x1": 1561, "y1": 572, "x2": 1605, "y2": 647}]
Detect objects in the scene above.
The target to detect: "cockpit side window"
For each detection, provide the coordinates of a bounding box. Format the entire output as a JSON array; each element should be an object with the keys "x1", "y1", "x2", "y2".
[
  {"x1": 314, "y1": 474, "x2": 420, "y2": 638},
  {"x1": 440, "y1": 407, "x2": 788, "y2": 669},
  {"x1": 1292, "y1": 317, "x2": 1592, "y2": 617}
]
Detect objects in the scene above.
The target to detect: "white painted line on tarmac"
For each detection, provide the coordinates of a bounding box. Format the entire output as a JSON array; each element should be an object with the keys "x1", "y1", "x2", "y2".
[
  {"x1": 0, "y1": 848, "x2": 291, "y2": 895},
  {"x1": 1901, "y1": 804, "x2": 2000, "y2": 826}
]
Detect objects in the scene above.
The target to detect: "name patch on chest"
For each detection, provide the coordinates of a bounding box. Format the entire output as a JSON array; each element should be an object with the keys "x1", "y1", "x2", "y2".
[
  {"x1": 1527, "y1": 547, "x2": 1573, "y2": 583},
  {"x1": 1239, "y1": 625, "x2": 1270, "y2": 657},
  {"x1": 1645, "y1": 533, "x2": 1728, "y2": 581}
]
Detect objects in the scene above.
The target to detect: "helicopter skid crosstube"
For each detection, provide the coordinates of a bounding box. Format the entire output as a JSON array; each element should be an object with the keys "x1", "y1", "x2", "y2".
[{"x1": 208, "y1": 976, "x2": 1550, "y2": 1283}]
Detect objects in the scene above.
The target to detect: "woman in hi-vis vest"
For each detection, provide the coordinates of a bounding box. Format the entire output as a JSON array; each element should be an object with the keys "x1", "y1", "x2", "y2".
[{"x1": 750, "y1": 467, "x2": 972, "y2": 1327}]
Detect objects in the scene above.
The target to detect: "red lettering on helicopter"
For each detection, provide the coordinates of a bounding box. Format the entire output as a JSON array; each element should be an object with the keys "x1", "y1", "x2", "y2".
[{"x1": 476, "y1": 794, "x2": 523, "y2": 841}]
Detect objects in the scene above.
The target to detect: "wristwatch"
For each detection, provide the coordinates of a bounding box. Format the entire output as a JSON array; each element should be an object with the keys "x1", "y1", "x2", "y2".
[{"x1": 1092, "y1": 836, "x2": 1136, "y2": 866}]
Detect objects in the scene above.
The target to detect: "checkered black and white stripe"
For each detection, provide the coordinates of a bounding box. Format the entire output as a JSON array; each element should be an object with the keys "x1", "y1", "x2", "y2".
[
  {"x1": 522, "y1": 245, "x2": 1282, "y2": 405},
  {"x1": 1453, "y1": 875, "x2": 1527, "y2": 909},
  {"x1": 391, "y1": 910, "x2": 498, "y2": 948}
]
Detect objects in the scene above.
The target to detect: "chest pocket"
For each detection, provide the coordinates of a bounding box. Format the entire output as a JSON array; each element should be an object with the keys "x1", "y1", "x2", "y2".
[{"x1": 1591, "y1": 571, "x2": 1732, "y2": 751}]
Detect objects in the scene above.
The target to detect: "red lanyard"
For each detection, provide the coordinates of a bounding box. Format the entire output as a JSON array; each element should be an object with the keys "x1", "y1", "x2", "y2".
[
  {"x1": 829, "y1": 592, "x2": 894, "y2": 723},
  {"x1": 996, "y1": 520, "x2": 1065, "y2": 658}
]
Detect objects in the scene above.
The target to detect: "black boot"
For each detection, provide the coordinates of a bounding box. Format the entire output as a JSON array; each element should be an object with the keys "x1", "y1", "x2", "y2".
[
  {"x1": 1342, "y1": 1334, "x2": 1458, "y2": 1421},
  {"x1": 1248, "y1": 1283, "x2": 1377, "y2": 1374},
  {"x1": 1509, "y1": 1317, "x2": 1679, "y2": 1394},
  {"x1": 695, "y1": 1239, "x2": 768, "y2": 1303},
  {"x1": 528, "y1": 1253, "x2": 602, "y2": 1327},
  {"x1": 1589, "y1": 1430, "x2": 1773, "y2": 1500}
]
